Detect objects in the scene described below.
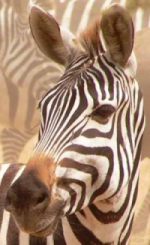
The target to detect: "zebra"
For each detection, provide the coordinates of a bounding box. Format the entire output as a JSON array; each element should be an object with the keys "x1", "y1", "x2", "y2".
[
  {"x1": 4, "y1": 4, "x2": 145, "y2": 244},
  {"x1": 0, "y1": 0, "x2": 150, "y2": 163},
  {"x1": 0, "y1": 0, "x2": 75, "y2": 162},
  {"x1": 54, "y1": 4, "x2": 150, "y2": 240}
]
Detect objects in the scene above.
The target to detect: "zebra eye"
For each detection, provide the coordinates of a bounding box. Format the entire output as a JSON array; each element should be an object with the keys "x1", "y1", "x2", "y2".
[{"x1": 92, "y1": 105, "x2": 115, "y2": 123}]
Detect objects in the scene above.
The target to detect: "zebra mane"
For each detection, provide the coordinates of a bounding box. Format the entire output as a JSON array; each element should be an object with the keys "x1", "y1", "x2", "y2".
[
  {"x1": 79, "y1": 18, "x2": 105, "y2": 58},
  {"x1": 80, "y1": 5, "x2": 134, "y2": 68}
]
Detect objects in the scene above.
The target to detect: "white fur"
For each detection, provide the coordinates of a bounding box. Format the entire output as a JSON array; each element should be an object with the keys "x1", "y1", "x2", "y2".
[{"x1": 125, "y1": 52, "x2": 137, "y2": 78}]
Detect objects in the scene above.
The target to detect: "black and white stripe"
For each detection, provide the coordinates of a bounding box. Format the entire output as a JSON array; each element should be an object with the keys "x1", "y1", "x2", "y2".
[
  {"x1": 0, "y1": 1, "x2": 146, "y2": 245},
  {"x1": 0, "y1": 0, "x2": 62, "y2": 162},
  {"x1": 0, "y1": 0, "x2": 149, "y2": 163},
  {"x1": 33, "y1": 50, "x2": 145, "y2": 244},
  {"x1": 0, "y1": 52, "x2": 145, "y2": 244}
]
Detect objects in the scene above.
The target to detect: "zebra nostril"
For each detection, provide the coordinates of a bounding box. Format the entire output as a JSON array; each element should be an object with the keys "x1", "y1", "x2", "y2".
[
  {"x1": 32, "y1": 190, "x2": 50, "y2": 210},
  {"x1": 36, "y1": 194, "x2": 46, "y2": 205},
  {"x1": 35, "y1": 192, "x2": 49, "y2": 206}
]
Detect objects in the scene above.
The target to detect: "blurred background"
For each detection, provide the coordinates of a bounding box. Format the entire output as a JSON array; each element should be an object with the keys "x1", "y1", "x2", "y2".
[{"x1": 0, "y1": 0, "x2": 149, "y2": 244}]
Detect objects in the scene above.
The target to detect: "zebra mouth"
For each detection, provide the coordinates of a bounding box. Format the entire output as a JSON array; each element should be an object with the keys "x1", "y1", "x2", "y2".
[
  {"x1": 32, "y1": 200, "x2": 65, "y2": 237},
  {"x1": 31, "y1": 222, "x2": 58, "y2": 237},
  {"x1": 31, "y1": 218, "x2": 59, "y2": 237}
]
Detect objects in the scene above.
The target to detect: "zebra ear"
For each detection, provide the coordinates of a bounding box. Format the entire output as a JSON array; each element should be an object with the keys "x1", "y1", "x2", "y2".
[
  {"x1": 29, "y1": 6, "x2": 69, "y2": 65},
  {"x1": 100, "y1": 5, "x2": 134, "y2": 67}
]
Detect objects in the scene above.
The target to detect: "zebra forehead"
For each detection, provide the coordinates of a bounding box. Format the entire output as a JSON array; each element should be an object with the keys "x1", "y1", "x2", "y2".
[{"x1": 26, "y1": 155, "x2": 56, "y2": 188}]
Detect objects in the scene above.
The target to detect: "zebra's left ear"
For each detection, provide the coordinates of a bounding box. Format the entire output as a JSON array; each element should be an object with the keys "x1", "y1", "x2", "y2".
[
  {"x1": 101, "y1": 4, "x2": 134, "y2": 67},
  {"x1": 29, "y1": 6, "x2": 75, "y2": 65}
]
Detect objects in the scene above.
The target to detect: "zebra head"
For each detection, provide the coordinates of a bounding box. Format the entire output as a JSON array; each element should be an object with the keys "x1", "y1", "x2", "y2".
[{"x1": 5, "y1": 5, "x2": 145, "y2": 238}]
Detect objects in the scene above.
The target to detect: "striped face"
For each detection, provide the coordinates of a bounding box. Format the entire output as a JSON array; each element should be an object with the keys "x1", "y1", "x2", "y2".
[
  {"x1": 5, "y1": 5, "x2": 145, "y2": 238},
  {"x1": 35, "y1": 50, "x2": 143, "y2": 211}
]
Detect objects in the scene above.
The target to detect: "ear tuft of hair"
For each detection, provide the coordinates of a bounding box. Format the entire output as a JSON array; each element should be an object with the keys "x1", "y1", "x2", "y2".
[
  {"x1": 101, "y1": 4, "x2": 134, "y2": 67},
  {"x1": 80, "y1": 19, "x2": 104, "y2": 57}
]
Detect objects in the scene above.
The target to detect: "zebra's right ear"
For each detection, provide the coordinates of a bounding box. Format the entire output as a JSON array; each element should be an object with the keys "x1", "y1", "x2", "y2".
[
  {"x1": 29, "y1": 6, "x2": 70, "y2": 65},
  {"x1": 100, "y1": 4, "x2": 134, "y2": 67}
]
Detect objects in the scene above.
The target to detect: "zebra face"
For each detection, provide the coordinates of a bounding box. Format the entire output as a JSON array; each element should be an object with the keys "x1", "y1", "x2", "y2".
[{"x1": 5, "y1": 5, "x2": 145, "y2": 237}]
